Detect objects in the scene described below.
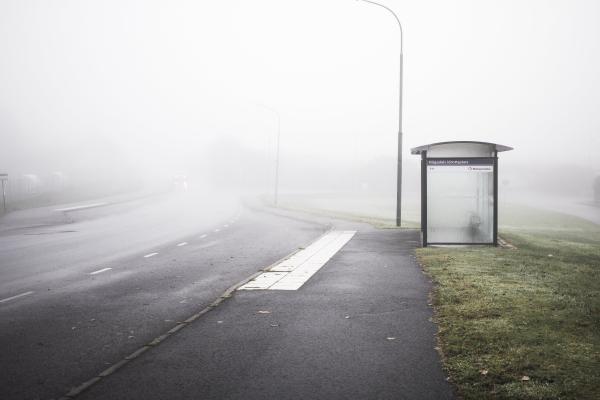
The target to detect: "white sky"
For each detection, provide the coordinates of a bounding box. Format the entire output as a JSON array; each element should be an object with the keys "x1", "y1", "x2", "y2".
[{"x1": 1, "y1": 0, "x2": 599, "y2": 178}]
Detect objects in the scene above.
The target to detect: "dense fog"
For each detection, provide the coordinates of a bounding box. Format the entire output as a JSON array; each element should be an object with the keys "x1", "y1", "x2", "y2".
[{"x1": 1, "y1": 0, "x2": 599, "y2": 211}]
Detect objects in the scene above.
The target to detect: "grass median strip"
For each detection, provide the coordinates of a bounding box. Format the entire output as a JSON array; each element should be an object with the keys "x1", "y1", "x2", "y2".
[{"x1": 417, "y1": 211, "x2": 600, "y2": 399}]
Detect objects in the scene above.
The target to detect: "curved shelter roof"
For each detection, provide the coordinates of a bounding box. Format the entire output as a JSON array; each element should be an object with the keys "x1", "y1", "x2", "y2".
[{"x1": 410, "y1": 141, "x2": 513, "y2": 155}]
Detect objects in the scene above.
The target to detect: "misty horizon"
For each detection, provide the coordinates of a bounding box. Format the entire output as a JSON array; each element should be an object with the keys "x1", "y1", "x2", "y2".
[{"x1": 1, "y1": 0, "x2": 599, "y2": 203}]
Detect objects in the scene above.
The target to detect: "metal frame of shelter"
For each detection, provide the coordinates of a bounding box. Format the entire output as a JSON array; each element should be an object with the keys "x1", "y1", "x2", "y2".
[{"x1": 411, "y1": 141, "x2": 513, "y2": 247}]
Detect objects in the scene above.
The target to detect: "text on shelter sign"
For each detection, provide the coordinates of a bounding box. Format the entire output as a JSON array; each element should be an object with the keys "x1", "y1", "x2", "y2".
[{"x1": 427, "y1": 158, "x2": 494, "y2": 173}]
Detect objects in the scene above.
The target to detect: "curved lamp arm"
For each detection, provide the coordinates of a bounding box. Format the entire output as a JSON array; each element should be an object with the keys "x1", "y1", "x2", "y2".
[{"x1": 356, "y1": 0, "x2": 403, "y2": 52}]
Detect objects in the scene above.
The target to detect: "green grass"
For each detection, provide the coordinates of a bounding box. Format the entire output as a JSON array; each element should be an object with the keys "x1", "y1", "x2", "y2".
[
  {"x1": 418, "y1": 214, "x2": 600, "y2": 399},
  {"x1": 276, "y1": 202, "x2": 419, "y2": 229},
  {"x1": 277, "y1": 193, "x2": 420, "y2": 228}
]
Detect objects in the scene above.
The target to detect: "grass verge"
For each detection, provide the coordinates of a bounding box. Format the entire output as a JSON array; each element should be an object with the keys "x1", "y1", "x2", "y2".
[
  {"x1": 417, "y1": 211, "x2": 600, "y2": 399},
  {"x1": 276, "y1": 193, "x2": 420, "y2": 228},
  {"x1": 276, "y1": 203, "x2": 419, "y2": 229}
]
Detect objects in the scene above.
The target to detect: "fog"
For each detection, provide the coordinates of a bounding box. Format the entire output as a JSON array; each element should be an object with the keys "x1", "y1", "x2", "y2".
[{"x1": 1, "y1": 0, "x2": 599, "y2": 211}]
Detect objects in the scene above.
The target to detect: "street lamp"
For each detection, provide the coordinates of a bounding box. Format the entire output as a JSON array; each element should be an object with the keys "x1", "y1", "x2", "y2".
[
  {"x1": 257, "y1": 104, "x2": 281, "y2": 206},
  {"x1": 0, "y1": 173, "x2": 7, "y2": 214},
  {"x1": 357, "y1": 0, "x2": 404, "y2": 227}
]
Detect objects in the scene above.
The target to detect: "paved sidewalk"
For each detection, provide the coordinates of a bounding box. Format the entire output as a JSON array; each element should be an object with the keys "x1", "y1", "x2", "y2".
[{"x1": 78, "y1": 222, "x2": 455, "y2": 399}]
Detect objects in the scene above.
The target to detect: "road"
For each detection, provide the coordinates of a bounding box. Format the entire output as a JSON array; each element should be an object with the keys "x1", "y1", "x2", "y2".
[
  {"x1": 0, "y1": 193, "x2": 454, "y2": 400},
  {"x1": 77, "y1": 219, "x2": 454, "y2": 400},
  {"x1": 0, "y1": 193, "x2": 329, "y2": 400}
]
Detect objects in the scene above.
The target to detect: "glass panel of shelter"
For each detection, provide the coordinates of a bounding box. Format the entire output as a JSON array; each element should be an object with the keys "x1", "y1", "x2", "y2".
[{"x1": 426, "y1": 157, "x2": 494, "y2": 244}]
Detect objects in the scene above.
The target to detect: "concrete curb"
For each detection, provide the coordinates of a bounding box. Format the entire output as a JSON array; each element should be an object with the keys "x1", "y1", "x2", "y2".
[{"x1": 57, "y1": 268, "x2": 265, "y2": 399}]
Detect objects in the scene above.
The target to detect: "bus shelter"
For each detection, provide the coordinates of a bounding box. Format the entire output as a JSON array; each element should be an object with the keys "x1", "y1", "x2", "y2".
[{"x1": 411, "y1": 141, "x2": 513, "y2": 246}]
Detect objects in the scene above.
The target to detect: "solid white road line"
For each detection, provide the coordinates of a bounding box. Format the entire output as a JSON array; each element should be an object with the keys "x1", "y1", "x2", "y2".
[
  {"x1": 238, "y1": 230, "x2": 356, "y2": 291},
  {"x1": 0, "y1": 291, "x2": 34, "y2": 304},
  {"x1": 177, "y1": 242, "x2": 188, "y2": 247},
  {"x1": 214, "y1": 229, "x2": 220, "y2": 233},
  {"x1": 90, "y1": 267, "x2": 112, "y2": 275},
  {"x1": 54, "y1": 203, "x2": 108, "y2": 212},
  {"x1": 200, "y1": 234, "x2": 208, "y2": 239},
  {"x1": 144, "y1": 252, "x2": 158, "y2": 258}
]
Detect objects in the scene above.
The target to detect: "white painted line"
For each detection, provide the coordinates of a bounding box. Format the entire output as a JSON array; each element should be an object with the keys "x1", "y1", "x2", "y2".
[
  {"x1": 223, "y1": 224, "x2": 229, "y2": 228},
  {"x1": 54, "y1": 202, "x2": 108, "y2": 212},
  {"x1": 214, "y1": 229, "x2": 220, "y2": 233},
  {"x1": 90, "y1": 267, "x2": 112, "y2": 275},
  {"x1": 238, "y1": 230, "x2": 356, "y2": 291},
  {"x1": 0, "y1": 291, "x2": 34, "y2": 304},
  {"x1": 238, "y1": 272, "x2": 287, "y2": 290},
  {"x1": 144, "y1": 252, "x2": 158, "y2": 258},
  {"x1": 177, "y1": 242, "x2": 188, "y2": 247},
  {"x1": 200, "y1": 234, "x2": 208, "y2": 239}
]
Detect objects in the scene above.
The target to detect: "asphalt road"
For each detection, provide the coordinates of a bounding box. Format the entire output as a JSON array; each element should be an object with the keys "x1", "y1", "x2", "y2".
[
  {"x1": 0, "y1": 194, "x2": 329, "y2": 400},
  {"x1": 76, "y1": 218, "x2": 455, "y2": 400},
  {"x1": 1, "y1": 195, "x2": 455, "y2": 400}
]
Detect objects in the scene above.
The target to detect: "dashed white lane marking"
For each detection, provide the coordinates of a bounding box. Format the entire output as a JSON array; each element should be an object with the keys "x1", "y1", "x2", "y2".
[
  {"x1": 214, "y1": 229, "x2": 220, "y2": 233},
  {"x1": 0, "y1": 291, "x2": 34, "y2": 304},
  {"x1": 200, "y1": 234, "x2": 208, "y2": 239},
  {"x1": 238, "y1": 230, "x2": 356, "y2": 291},
  {"x1": 144, "y1": 252, "x2": 158, "y2": 258},
  {"x1": 177, "y1": 242, "x2": 188, "y2": 247},
  {"x1": 223, "y1": 224, "x2": 229, "y2": 228},
  {"x1": 90, "y1": 267, "x2": 112, "y2": 275}
]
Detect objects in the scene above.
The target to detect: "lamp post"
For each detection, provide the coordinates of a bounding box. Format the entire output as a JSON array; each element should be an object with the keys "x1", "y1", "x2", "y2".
[
  {"x1": 357, "y1": 0, "x2": 403, "y2": 227},
  {"x1": 0, "y1": 173, "x2": 8, "y2": 214},
  {"x1": 258, "y1": 105, "x2": 281, "y2": 206}
]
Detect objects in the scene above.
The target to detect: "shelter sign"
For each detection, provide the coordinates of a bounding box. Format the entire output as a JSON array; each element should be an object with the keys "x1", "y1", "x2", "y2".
[{"x1": 427, "y1": 158, "x2": 494, "y2": 173}]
